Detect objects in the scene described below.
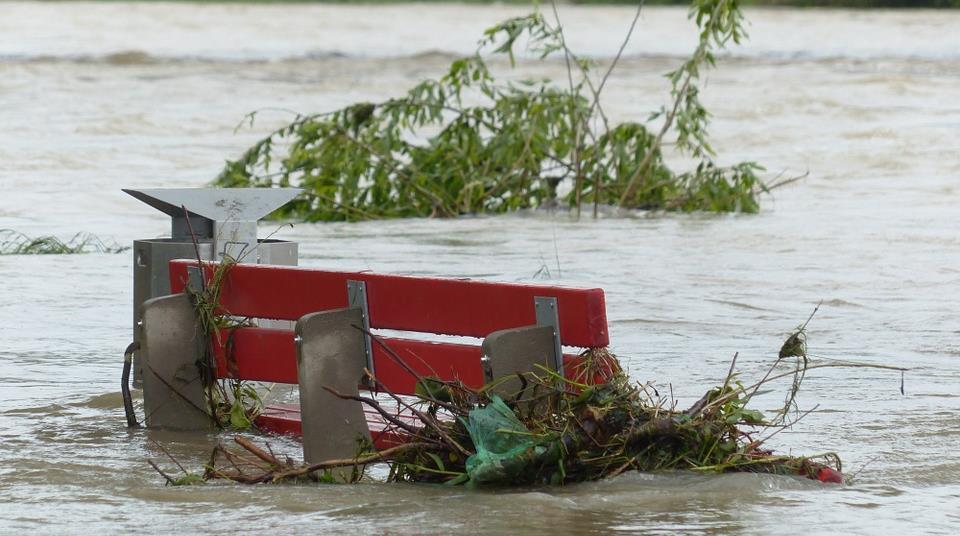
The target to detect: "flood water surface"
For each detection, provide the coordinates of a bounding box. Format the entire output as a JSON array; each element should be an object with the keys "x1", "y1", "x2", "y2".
[{"x1": 1, "y1": 2, "x2": 959, "y2": 534}]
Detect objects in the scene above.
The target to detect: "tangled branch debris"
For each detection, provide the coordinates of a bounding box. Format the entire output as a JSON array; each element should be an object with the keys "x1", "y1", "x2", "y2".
[{"x1": 151, "y1": 312, "x2": 905, "y2": 488}]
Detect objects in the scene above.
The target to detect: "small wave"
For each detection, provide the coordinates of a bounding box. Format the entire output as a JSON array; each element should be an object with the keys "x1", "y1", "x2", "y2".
[
  {"x1": 582, "y1": 471, "x2": 825, "y2": 498},
  {"x1": 0, "y1": 51, "x2": 212, "y2": 65},
  {"x1": 821, "y1": 298, "x2": 865, "y2": 308},
  {"x1": 704, "y1": 299, "x2": 775, "y2": 312},
  {"x1": 5, "y1": 48, "x2": 960, "y2": 68},
  {"x1": 103, "y1": 50, "x2": 156, "y2": 65},
  {"x1": 0, "y1": 48, "x2": 406, "y2": 66},
  {"x1": 0, "y1": 51, "x2": 167, "y2": 66},
  {"x1": 1, "y1": 403, "x2": 70, "y2": 416},
  {"x1": 405, "y1": 49, "x2": 462, "y2": 62},
  {"x1": 68, "y1": 392, "x2": 127, "y2": 410}
]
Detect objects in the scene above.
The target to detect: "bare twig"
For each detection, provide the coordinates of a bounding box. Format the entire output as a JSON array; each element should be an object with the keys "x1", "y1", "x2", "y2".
[
  {"x1": 595, "y1": 1, "x2": 646, "y2": 105},
  {"x1": 363, "y1": 369, "x2": 473, "y2": 458},
  {"x1": 151, "y1": 439, "x2": 188, "y2": 474},
  {"x1": 758, "y1": 404, "x2": 819, "y2": 446},
  {"x1": 618, "y1": 0, "x2": 729, "y2": 207},
  {"x1": 766, "y1": 170, "x2": 809, "y2": 191},
  {"x1": 722, "y1": 352, "x2": 739, "y2": 392},
  {"x1": 181, "y1": 204, "x2": 206, "y2": 293},
  {"x1": 321, "y1": 384, "x2": 425, "y2": 436},
  {"x1": 271, "y1": 442, "x2": 435, "y2": 481},
  {"x1": 234, "y1": 436, "x2": 282, "y2": 467},
  {"x1": 548, "y1": 0, "x2": 585, "y2": 219},
  {"x1": 147, "y1": 459, "x2": 176, "y2": 485}
]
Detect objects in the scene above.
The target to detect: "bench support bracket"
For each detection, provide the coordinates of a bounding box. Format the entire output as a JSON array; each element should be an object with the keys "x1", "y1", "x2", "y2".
[
  {"x1": 346, "y1": 280, "x2": 374, "y2": 377},
  {"x1": 481, "y1": 325, "x2": 558, "y2": 398},
  {"x1": 534, "y1": 296, "x2": 564, "y2": 377},
  {"x1": 296, "y1": 307, "x2": 372, "y2": 481},
  {"x1": 186, "y1": 264, "x2": 203, "y2": 293},
  {"x1": 140, "y1": 293, "x2": 212, "y2": 430}
]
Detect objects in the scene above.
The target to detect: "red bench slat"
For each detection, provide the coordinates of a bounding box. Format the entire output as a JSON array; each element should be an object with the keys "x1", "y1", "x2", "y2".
[
  {"x1": 257, "y1": 403, "x2": 413, "y2": 449},
  {"x1": 211, "y1": 327, "x2": 584, "y2": 394},
  {"x1": 211, "y1": 328, "x2": 297, "y2": 384},
  {"x1": 210, "y1": 327, "x2": 484, "y2": 392},
  {"x1": 170, "y1": 260, "x2": 608, "y2": 348},
  {"x1": 368, "y1": 337, "x2": 484, "y2": 393}
]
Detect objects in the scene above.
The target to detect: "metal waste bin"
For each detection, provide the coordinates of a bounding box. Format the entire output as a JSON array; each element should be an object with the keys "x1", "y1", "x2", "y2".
[{"x1": 125, "y1": 187, "x2": 301, "y2": 386}]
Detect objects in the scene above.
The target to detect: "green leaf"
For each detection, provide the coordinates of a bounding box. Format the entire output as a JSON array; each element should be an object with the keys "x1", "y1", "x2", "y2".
[
  {"x1": 415, "y1": 376, "x2": 452, "y2": 402},
  {"x1": 739, "y1": 409, "x2": 766, "y2": 425},
  {"x1": 426, "y1": 452, "x2": 446, "y2": 472},
  {"x1": 229, "y1": 399, "x2": 252, "y2": 430}
]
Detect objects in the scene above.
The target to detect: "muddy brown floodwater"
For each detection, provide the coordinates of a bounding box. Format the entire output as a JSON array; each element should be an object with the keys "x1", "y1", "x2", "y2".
[{"x1": 1, "y1": 2, "x2": 958, "y2": 534}]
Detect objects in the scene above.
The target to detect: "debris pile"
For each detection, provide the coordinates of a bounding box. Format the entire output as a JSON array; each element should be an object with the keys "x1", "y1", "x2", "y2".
[{"x1": 181, "y1": 341, "x2": 849, "y2": 487}]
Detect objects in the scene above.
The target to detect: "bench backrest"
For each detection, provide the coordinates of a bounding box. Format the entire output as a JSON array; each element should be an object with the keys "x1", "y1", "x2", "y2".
[{"x1": 168, "y1": 259, "x2": 609, "y2": 394}]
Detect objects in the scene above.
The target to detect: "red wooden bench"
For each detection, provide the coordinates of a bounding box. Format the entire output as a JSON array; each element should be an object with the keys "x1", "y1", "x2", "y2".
[{"x1": 142, "y1": 259, "x2": 609, "y2": 461}]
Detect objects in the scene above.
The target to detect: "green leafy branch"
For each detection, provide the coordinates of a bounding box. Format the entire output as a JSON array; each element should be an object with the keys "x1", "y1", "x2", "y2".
[{"x1": 215, "y1": 1, "x2": 773, "y2": 221}]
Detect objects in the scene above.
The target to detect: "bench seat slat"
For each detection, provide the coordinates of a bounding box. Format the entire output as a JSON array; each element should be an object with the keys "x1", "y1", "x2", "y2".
[
  {"x1": 257, "y1": 403, "x2": 412, "y2": 449},
  {"x1": 212, "y1": 327, "x2": 586, "y2": 394},
  {"x1": 211, "y1": 327, "x2": 485, "y2": 393},
  {"x1": 170, "y1": 260, "x2": 609, "y2": 348}
]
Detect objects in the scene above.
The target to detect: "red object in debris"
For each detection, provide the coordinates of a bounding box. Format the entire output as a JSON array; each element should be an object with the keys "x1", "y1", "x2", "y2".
[{"x1": 816, "y1": 467, "x2": 844, "y2": 484}]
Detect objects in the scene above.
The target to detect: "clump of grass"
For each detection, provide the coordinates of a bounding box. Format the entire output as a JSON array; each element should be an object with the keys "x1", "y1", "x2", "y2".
[
  {"x1": 0, "y1": 229, "x2": 127, "y2": 255},
  {"x1": 175, "y1": 212, "x2": 297, "y2": 432},
  {"x1": 182, "y1": 244, "x2": 264, "y2": 431}
]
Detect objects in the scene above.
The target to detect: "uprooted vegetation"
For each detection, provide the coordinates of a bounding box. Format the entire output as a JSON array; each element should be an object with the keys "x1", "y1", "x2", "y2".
[
  {"x1": 149, "y1": 307, "x2": 905, "y2": 488},
  {"x1": 0, "y1": 229, "x2": 128, "y2": 255},
  {"x1": 215, "y1": 1, "x2": 799, "y2": 221},
  {"x1": 181, "y1": 248, "x2": 266, "y2": 432}
]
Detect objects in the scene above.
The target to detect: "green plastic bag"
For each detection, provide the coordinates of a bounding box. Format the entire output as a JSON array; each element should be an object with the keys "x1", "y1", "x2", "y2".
[{"x1": 461, "y1": 396, "x2": 542, "y2": 485}]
